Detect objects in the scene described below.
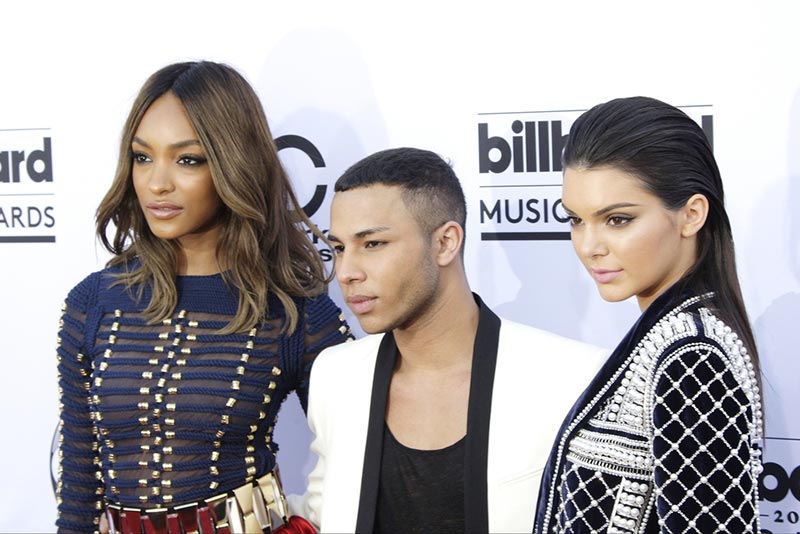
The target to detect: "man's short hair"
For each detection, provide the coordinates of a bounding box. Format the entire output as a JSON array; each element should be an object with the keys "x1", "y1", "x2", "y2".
[{"x1": 334, "y1": 147, "x2": 467, "y2": 238}]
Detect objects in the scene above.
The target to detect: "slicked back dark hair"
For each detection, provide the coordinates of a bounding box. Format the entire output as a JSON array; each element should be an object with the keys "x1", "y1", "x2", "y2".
[
  {"x1": 563, "y1": 96, "x2": 760, "y2": 384},
  {"x1": 335, "y1": 147, "x2": 467, "y2": 251}
]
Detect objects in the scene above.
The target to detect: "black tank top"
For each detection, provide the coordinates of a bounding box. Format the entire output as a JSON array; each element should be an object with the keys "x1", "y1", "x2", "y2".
[{"x1": 375, "y1": 424, "x2": 465, "y2": 534}]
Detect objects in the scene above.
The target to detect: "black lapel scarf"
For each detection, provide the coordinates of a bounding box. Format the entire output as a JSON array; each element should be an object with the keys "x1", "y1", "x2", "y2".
[{"x1": 355, "y1": 294, "x2": 501, "y2": 533}]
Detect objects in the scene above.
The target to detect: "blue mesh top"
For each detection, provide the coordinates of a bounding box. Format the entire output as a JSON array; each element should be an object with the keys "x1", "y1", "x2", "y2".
[{"x1": 55, "y1": 266, "x2": 351, "y2": 533}]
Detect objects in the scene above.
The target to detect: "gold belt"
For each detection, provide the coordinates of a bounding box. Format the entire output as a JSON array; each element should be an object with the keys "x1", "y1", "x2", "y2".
[{"x1": 105, "y1": 467, "x2": 289, "y2": 534}]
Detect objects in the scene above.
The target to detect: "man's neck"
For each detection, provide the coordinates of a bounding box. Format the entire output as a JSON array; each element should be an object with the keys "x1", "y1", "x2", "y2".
[
  {"x1": 385, "y1": 282, "x2": 480, "y2": 450},
  {"x1": 392, "y1": 285, "x2": 480, "y2": 373}
]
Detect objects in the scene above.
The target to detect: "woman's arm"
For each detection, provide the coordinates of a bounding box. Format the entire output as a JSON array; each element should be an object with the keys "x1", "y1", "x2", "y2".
[
  {"x1": 651, "y1": 342, "x2": 760, "y2": 533},
  {"x1": 55, "y1": 279, "x2": 104, "y2": 533},
  {"x1": 295, "y1": 295, "x2": 352, "y2": 412}
]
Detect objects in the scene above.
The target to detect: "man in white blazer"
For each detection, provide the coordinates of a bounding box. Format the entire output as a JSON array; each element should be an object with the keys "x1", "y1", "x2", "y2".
[{"x1": 288, "y1": 147, "x2": 607, "y2": 533}]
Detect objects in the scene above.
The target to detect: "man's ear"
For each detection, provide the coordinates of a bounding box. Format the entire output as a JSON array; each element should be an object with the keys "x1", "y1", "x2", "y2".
[
  {"x1": 433, "y1": 221, "x2": 464, "y2": 266},
  {"x1": 680, "y1": 193, "x2": 709, "y2": 238}
]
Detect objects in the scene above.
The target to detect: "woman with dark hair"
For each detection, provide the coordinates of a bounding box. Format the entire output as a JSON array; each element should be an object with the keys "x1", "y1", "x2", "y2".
[
  {"x1": 55, "y1": 61, "x2": 350, "y2": 534},
  {"x1": 534, "y1": 96, "x2": 763, "y2": 533}
]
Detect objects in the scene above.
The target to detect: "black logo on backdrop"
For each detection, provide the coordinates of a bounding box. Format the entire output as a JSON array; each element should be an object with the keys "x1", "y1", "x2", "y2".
[
  {"x1": 275, "y1": 134, "x2": 327, "y2": 218},
  {"x1": 758, "y1": 436, "x2": 800, "y2": 533},
  {"x1": 275, "y1": 134, "x2": 333, "y2": 262},
  {"x1": 475, "y1": 106, "x2": 714, "y2": 242},
  {"x1": 0, "y1": 129, "x2": 55, "y2": 243}
]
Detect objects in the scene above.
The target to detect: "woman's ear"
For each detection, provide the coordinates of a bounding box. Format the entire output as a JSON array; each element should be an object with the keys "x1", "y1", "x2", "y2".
[
  {"x1": 680, "y1": 193, "x2": 709, "y2": 238},
  {"x1": 434, "y1": 221, "x2": 464, "y2": 266}
]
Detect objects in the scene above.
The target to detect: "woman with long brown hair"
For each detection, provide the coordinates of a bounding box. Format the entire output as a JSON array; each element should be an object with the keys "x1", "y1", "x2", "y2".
[{"x1": 55, "y1": 61, "x2": 350, "y2": 534}]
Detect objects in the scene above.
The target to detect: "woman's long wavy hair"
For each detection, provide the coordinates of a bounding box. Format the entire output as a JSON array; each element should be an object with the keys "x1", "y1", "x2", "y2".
[
  {"x1": 562, "y1": 96, "x2": 761, "y2": 382},
  {"x1": 96, "y1": 61, "x2": 329, "y2": 334}
]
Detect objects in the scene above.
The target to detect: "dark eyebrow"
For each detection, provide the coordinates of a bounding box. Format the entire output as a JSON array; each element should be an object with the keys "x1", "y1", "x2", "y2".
[
  {"x1": 561, "y1": 202, "x2": 641, "y2": 218},
  {"x1": 561, "y1": 203, "x2": 577, "y2": 216},
  {"x1": 593, "y1": 202, "x2": 640, "y2": 217},
  {"x1": 327, "y1": 226, "x2": 391, "y2": 243},
  {"x1": 132, "y1": 136, "x2": 202, "y2": 150}
]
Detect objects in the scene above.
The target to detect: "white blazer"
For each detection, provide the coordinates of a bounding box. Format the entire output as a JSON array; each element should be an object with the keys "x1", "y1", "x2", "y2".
[{"x1": 289, "y1": 296, "x2": 607, "y2": 533}]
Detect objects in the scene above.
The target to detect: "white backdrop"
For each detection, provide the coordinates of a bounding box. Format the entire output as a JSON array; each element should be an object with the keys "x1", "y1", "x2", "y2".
[{"x1": 1, "y1": 2, "x2": 798, "y2": 532}]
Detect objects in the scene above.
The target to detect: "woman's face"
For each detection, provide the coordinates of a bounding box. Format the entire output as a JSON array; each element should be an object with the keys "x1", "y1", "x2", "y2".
[
  {"x1": 562, "y1": 165, "x2": 698, "y2": 311},
  {"x1": 132, "y1": 93, "x2": 223, "y2": 251}
]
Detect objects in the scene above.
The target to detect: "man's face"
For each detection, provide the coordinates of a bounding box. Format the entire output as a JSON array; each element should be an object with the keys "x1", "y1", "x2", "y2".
[{"x1": 328, "y1": 184, "x2": 440, "y2": 334}]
